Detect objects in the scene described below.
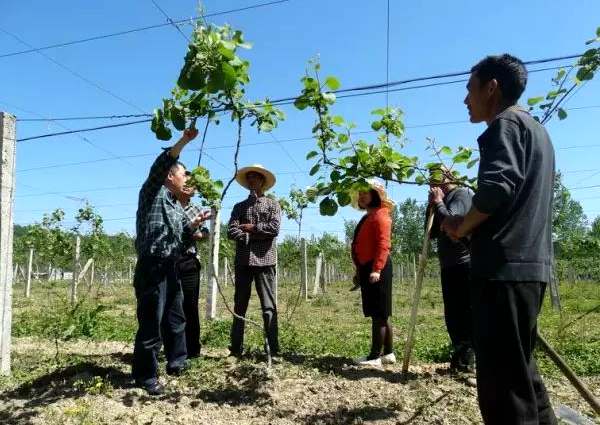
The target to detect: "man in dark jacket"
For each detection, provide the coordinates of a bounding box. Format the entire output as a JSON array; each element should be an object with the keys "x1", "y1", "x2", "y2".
[
  {"x1": 443, "y1": 54, "x2": 557, "y2": 425},
  {"x1": 428, "y1": 170, "x2": 474, "y2": 373},
  {"x1": 132, "y1": 128, "x2": 205, "y2": 395}
]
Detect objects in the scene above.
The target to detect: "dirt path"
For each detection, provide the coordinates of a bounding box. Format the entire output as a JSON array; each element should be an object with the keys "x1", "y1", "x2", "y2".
[{"x1": 1, "y1": 338, "x2": 598, "y2": 424}]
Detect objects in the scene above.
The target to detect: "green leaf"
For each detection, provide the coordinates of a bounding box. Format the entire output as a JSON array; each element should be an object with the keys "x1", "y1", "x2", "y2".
[
  {"x1": 337, "y1": 191, "x2": 351, "y2": 207},
  {"x1": 415, "y1": 175, "x2": 426, "y2": 185},
  {"x1": 156, "y1": 125, "x2": 172, "y2": 141},
  {"x1": 171, "y1": 106, "x2": 186, "y2": 131},
  {"x1": 576, "y1": 67, "x2": 594, "y2": 82},
  {"x1": 294, "y1": 97, "x2": 309, "y2": 110},
  {"x1": 597, "y1": 27, "x2": 600, "y2": 37},
  {"x1": 371, "y1": 121, "x2": 383, "y2": 131},
  {"x1": 319, "y1": 197, "x2": 338, "y2": 216},
  {"x1": 306, "y1": 151, "x2": 319, "y2": 160},
  {"x1": 440, "y1": 146, "x2": 452, "y2": 155},
  {"x1": 309, "y1": 163, "x2": 321, "y2": 176},
  {"x1": 324, "y1": 76, "x2": 341, "y2": 90},
  {"x1": 527, "y1": 96, "x2": 544, "y2": 106},
  {"x1": 221, "y1": 62, "x2": 237, "y2": 90},
  {"x1": 331, "y1": 115, "x2": 345, "y2": 126},
  {"x1": 467, "y1": 159, "x2": 479, "y2": 169},
  {"x1": 371, "y1": 108, "x2": 386, "y2": 116},
  {"x1": 558, "y1": 108, "x2": 568, "y2": 120},
  {"x1": 330, "y1": 170, "x2": 341, "y2": 181}
]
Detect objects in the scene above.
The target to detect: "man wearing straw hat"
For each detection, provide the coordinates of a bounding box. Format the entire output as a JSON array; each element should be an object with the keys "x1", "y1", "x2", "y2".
[{"x1": 227, "y1": 164, "x2": 281, "y2": 357}]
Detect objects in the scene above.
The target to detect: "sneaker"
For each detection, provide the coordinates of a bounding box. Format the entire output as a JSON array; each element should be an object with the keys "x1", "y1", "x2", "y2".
[
  {"x1": 381, "y1": 353, "x2": 397, "y2": 365},
  {"x1": 355, "y1": 356, "x2": 382, "y2": 367}
]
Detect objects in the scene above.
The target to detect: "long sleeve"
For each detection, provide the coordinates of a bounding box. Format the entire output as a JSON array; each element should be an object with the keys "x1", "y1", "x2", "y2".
[
  {"x1": 372, "y1": 210, "x2": 392, "y2": 272},
  {"x1": 139, "y1": 150, "x2": 177, "y2": 205},
  {"x1": 227, "y1": 203, "x2": 247, "y2": 242},
  {"x1": 473, "y1": 118, "x2": 523, "y2": 215}
]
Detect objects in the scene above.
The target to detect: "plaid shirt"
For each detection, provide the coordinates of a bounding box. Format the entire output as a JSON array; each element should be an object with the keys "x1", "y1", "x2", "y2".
[
  {"x1": 227, "y1": 194, "x2": 281, "y2": 266},
  {"x1": 135, "y1": 150, "x2": 189, "y2": 259}
]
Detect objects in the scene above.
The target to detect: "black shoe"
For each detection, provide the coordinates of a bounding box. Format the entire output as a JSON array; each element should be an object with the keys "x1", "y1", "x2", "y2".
[
  {"x1": 166, "y1": 361, "x2": 190, "y2": 376},
  {"x1": 137, "y1": 381, "x2": 165, "y2": 396},
  {"x1": 228, "y1": 346, "x2": 243, "y2": 358}
]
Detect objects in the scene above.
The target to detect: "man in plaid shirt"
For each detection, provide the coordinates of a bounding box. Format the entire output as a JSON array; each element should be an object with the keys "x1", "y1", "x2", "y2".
[
  {"x1": 227, "y1": 164, "x2": 281, "y2": 357},
  {"x1": 132, "y1": 128, "x2": 205, "y2": 395}
]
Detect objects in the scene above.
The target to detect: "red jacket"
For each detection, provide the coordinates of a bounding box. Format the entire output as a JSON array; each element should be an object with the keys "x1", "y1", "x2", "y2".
[{"x1": 352, "y1": 207, "x2": 392, "y2": 272}]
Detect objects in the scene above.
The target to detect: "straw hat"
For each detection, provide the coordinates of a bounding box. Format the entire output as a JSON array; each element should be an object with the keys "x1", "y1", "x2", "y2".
[
  {"x1": 235, "y1": 164, "x2": 276, "y2": 191},
  {"x1": 351, "y1": 179, "x2": 395, "y2": 210}
]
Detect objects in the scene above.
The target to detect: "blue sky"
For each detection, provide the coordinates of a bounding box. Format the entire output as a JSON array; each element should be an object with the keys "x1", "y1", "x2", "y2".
[{"x1": 2, "y1": 0, "x2": 599, "y2": 240}]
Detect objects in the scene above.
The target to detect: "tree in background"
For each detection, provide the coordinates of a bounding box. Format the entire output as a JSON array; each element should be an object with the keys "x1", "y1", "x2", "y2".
[{"x1": 553, "y1": 172, "x2": 588, "y2": 256}]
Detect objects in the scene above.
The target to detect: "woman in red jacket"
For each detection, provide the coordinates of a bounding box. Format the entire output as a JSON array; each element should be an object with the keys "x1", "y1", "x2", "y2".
[{"x1": 351, "y1": 180, "x2": 395, "y2": 367}]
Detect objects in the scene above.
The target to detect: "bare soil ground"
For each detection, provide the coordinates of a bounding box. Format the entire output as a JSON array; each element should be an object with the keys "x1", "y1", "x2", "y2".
[{"x1": 1, "y1": 337, "x2": 598, "y2": 425}]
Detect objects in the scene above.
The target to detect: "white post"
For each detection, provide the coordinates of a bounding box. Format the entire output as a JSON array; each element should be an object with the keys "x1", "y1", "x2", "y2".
[
  {"x1": 70, "y1": 236, "x2": 81, "y2": 304},
  {"x1": 222, "y1": 257, "x2": 229, "y2": 286},
  {"x1": 0, "y1": 112, "x2": 16, "y2": 375},
  {"x1": 206, "y1": 207, "x2": 220, "y2": 320},
  {"x1": 25, "y1": 249, "x2": 33, "y2": 298},
  {"x1": 300, "y1": 238, "x2": 308, "y2": 300},
  {"x1": 312, "y1": 252, "x2": 323, "y2": 296}
]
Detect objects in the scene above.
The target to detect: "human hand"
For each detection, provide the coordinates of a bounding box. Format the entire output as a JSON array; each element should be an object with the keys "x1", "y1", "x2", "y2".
[
  {"x1": 239, "y1": 223, "x2": 256, "y2": 233},
  {"x1": 369, "y1": 272, "x2": 381, "y2": 284},
  {"x1": 428, "y1": 187, "x2": 444, "y2": 205},
  {"x1": 182, "y1": 127, "x2": 199, "y2": 142}
]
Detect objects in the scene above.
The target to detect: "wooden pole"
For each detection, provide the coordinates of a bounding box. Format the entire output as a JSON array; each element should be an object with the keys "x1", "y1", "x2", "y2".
[
  {"x1": 537, "y1": 331, "x2": 600, "y2": 415},
  {"x1": 0, "y1": 112, "x2": 16, "y2": 375},
  {"x1": 412, "y1": 254, "x2": 417, "y2": 287},
  {"x1": 402, "y1": 212, "x2": 435, "y2": 374},
  {"x1": 223, "y1": 257, "x2": 229, "y2": 287},
  {"x1": 206, "y1": 207, "x2": 220, "y2": 320},
  {"x1": 300, "y1": 238, "x2": 308, "y2": 300},
  {"x1": 70, "y1": 236, "x2": 81, "y2": 304},
  {"x1": 25, "y1": 249, "x2": 33, "y2": 298},
  {"x1": 312, "y1": 252, "x2": 323, "y2": 296}
]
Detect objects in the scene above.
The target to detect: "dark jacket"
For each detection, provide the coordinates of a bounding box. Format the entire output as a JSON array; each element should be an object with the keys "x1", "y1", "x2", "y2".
[
  {"x1": 470, "y1": 107, "x2": 555, "y2": 283},
  {"x1": 430, "y1": 187, "x2": 473, "y2": 269}
]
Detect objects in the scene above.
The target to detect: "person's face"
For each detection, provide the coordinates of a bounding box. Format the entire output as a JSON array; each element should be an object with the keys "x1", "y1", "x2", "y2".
[
  {"x1": 464, "y1": 73, "x2": 497, "y2": 123},
  {"x1": 357, "y1": 190, "x2": 373, "y2": 209},
  {"x1": 166, "y1": 164, "x2": 188, "y2": 196},
  {"x1": 246, "y1": 172, "x2": 265, "y2": 192}
]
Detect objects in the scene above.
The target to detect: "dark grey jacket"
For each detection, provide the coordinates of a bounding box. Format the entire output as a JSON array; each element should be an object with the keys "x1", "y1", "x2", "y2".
[
  {"x1": 430, "y1": 187, "x2": 473, "y2": 269},
  {"x1": 471, "y1": 107, "x2": 555, "y2": 283}
]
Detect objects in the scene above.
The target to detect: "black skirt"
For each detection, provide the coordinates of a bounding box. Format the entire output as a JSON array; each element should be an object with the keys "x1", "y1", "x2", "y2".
[{"x1": 359, "y1": 257, "x2": 393, "y2": 318}]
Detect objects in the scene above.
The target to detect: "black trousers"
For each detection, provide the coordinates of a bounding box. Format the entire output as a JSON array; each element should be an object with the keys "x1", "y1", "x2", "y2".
[
  {"x1": 230, "y1": 265, "x2": 279, "y2": 354},
  {"x1": 177, "y1": 254, "x2": 201, "y2": 358},
  {"x1": 471, "y1": 280, "x2": 557, "y2": 425},
  {"x1": 132, "y1": 256, "x2": 187, "y2": 386},
  {"x1": 440, "y1": 263, "x2": 473, "y2": 353}
]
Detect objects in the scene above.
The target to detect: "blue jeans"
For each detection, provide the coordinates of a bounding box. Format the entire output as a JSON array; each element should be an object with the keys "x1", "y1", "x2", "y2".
[{"x1": 132, "y1": 256, "x2": 187, "y2": 385}]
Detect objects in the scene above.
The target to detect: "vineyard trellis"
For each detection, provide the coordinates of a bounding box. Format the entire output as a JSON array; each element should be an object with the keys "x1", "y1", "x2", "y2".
[{"x1": 0, "y1": 8, "x2": 599, "y2": 417}]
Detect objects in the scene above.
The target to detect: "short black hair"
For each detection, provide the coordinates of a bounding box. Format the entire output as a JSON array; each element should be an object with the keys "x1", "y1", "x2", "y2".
[
  {"x1": 169, "y1": 161, "x2": 186, "y2": 174},
  {"x1": 368, "y1": 189, "x2": 382, "y2": 208},
  {"x1": 471, "y1": 54, "x2": 527, "y2": 103}
]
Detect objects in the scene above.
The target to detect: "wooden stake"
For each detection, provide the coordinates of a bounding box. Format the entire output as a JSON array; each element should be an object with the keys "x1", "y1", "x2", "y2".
[
  {"x1": 70, "y1": 236, "x2": 81, "y2": 304},
  {"x1": 0, "y1": 112, "x2": 16, "y2": 375},
  {"x1": 25, "y1": 249, "x2": 33, "y2": 298},
  {"x1": 312, "y1": 252, "x2": 323, "y2": 296},
  {"x1": 402, "y1": 212, "x2": 435, "y2": 374},
  {"x1": 537, "y1": 331, "x2": 600, "y2": 415},
  {"x1": 206, "y1": 207, "x2": 220, "y2": 320},
  {"x1": 300, "y1": 238, "x2": 308, "y2": 300}
]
